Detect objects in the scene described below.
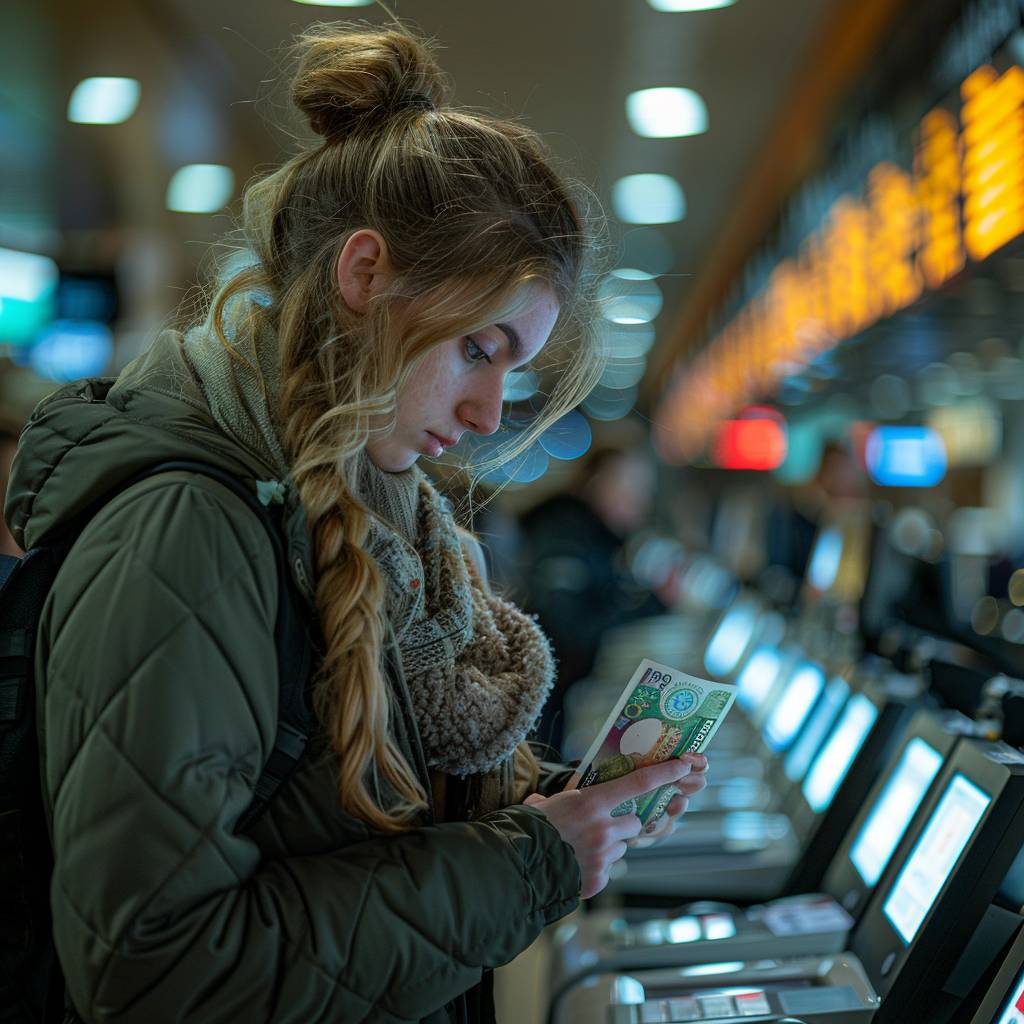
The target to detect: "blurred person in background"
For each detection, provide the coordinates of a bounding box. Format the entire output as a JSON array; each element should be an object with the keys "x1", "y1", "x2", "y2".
[
  {"x1": 518, "y1": 442, "x2": 675, "y2": 751},
  {"x1": 4, "y1": 23, "x2": 706, "y2": 1024}
]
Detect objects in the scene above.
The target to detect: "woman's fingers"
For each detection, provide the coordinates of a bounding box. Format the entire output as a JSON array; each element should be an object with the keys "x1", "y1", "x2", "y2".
[
  {"x1": 586, "y1": 758, "x2": 693, "y2": 814},
  {"x1": 665, "y1": 794, "x2": 688, "y2": 817},
  {"x1": 526, "y1": 754, "x2": 710, "y2": 898},
  {"x1": 605, "y1": 813, "x2": 645, "y2": 842},
  {"x1": 675, "y1": 772, "x2": 708, "y2": 797}
]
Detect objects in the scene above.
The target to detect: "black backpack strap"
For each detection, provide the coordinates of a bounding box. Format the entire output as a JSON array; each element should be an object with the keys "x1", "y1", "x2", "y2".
[{"x1": 45, "y1": 460, "x2": 317, "y2": 834}]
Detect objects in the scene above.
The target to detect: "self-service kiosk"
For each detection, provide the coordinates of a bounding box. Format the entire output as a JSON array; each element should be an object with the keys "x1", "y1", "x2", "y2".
[
  {"x1": 557, "y1": 739, "x2": 1024, "y2": 1024},
  {"x1": 548, "y1": 709, "x2": 962, "y2": 1017}
]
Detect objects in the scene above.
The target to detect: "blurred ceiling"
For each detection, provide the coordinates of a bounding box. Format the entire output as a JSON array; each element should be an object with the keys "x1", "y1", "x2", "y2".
[{"x1": 6, "y1": 0, "x2": 856, "y2": 392}]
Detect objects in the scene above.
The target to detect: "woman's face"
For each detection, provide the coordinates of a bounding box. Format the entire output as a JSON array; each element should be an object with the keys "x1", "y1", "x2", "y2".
[{"x1": 366, "y1": 285, "x2": 560, "y2": 472}]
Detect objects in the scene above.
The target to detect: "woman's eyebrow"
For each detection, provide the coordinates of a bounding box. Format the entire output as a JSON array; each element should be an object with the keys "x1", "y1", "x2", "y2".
[{"x1": 495, "y1": 322, "x2": 520, "y2": 358}]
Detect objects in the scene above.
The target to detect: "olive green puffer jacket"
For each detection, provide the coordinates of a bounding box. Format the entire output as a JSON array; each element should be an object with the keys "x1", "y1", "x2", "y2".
[{"x1": 5, "y1": 331, "x2": 581, "y2": 1024}]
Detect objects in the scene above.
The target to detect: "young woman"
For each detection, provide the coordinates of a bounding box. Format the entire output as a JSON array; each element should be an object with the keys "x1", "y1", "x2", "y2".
[{"x1": 6, "y1": 24, "x2": 707, "y2": 1023}]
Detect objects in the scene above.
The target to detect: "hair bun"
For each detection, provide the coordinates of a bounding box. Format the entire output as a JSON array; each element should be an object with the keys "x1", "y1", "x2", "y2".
[{"x1": 291, "y1": 26, "x2": 449, "y2": 141}]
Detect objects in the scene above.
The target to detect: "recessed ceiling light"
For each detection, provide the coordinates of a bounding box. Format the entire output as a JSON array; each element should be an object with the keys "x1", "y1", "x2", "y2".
[
  {"x1": 291, "y1": 0, "x2": 374, "y2": 6},
  {"x1": 647, "y1": 0, "x2": 736, "y2": 10},
  {"x1": 166, "y1": 164, "x2": 235, "y2": 214},
  {"x1": 626, "y1": 87, "x2": 708, "y2": 138},
  {"x1": 612, "y1": 174, "x2": 686, "y2": 224},
  {"x1": 68, "y1": 77, "x2": 140, "y2": 124}
]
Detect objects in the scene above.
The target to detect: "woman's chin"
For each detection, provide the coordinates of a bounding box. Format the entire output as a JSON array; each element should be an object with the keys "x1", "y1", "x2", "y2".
[{"x1": 365, "y1": 443, "x2": 419, "y2": 473}]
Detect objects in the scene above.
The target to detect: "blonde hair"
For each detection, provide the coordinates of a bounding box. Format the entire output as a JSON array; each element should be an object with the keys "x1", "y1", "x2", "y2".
[{"x1": 205, "y1": 22, "x2": 605, "y2": 832}]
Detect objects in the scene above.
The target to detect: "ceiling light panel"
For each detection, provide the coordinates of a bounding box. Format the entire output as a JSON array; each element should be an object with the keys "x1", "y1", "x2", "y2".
[
  {"x1": 626, "y1": 87, "x2": 708, "y2": 138},
  {"x1": 166, "y1": 164, "x2": 235, "y2": 214},
  {"x1": 647, "y1": 0, "x2": 736, "y2": 10},
  {"x1": 612, "y1": 174, "x2": 686, "y2": 224},
  {"x1": 68, "y1": 77, "x2": 140, "y2": 125}
]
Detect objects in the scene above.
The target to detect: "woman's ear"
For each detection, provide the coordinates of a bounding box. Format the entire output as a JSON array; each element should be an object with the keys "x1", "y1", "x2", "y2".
[{"x1": 336, "y1": 228, "x2": 393, "y2": 313}]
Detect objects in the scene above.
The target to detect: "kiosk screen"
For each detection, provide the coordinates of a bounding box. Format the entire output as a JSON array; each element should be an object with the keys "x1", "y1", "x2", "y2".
[
  {"x1": 705, "y1": 601, "x2": 758, "y2": 678},
  {"x1": 996, "y1": 964, "x2": 1024, "y2": 1023},
  {"x1": 736, "y1": 646, "x2": 782, "y2": 712},
  {"x1": 802, "y1": 693, "x2": 878, "y2": 813},
  {"x1": 763, "y1": 662, "x2": 825, "y2": 751},
  {"x1": 784, "y1": 676, "x2": 849, "y2": 782},
  {"x1": 883, "y1": 773, "x2": 991, "y2": 944},
  {"x1": 849, "y1": 737, "x2": 944, "y2": 886}
]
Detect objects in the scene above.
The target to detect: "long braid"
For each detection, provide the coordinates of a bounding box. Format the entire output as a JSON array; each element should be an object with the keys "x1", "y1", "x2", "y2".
[{"x1": 278, "y1": 289, "x2": 428, "y2": 832}]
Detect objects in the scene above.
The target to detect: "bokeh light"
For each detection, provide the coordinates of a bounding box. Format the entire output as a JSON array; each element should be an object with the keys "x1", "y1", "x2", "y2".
[
  {"x1": 583, "y1": 384, "x2": 638, "y2": 421},
  {"x1": 626, "y1": 87, "x2": 708, "y2": 138},
  {"x1": 538, "y1": 410, "x2": 592, "y2": 460},
  {"x1": 599, "y1": 358, "x2": 647, "y2": 390},
  {"x1": 504, "y1": 369, "x2": 539, "y2": 402},
  {"x1": 68, "y1": 77, "x2": 140, "y2": 124},
  {"x1": 612, "y1": 174, "x2": 686, "y2": 224},
  {"x1": 166, "y1": 164, "x2": 235, "y2": 214},
  {"x1": 30, "y1": 320, "x2": 113, "y2": 380}
]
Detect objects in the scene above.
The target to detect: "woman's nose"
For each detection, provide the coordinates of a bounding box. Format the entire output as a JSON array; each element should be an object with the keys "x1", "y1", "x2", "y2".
[{"x1": 459, "y1": 378, "x2": 504, "y2": 436}]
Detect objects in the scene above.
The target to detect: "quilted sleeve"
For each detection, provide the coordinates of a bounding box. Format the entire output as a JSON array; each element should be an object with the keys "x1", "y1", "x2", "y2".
[{"x1": 39, "y1": 474, "x2": 580, "y2": 1024}]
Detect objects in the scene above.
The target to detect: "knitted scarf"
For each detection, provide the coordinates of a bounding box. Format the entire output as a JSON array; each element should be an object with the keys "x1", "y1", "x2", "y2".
[{"x1": 182, "y1": 302, "x2": 554, "y2": 811}]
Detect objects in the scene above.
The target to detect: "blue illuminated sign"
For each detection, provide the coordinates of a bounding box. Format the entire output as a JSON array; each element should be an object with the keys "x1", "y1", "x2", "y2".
[{"x1": 865, "y1": 426, "x2": 947, "y2": 487}]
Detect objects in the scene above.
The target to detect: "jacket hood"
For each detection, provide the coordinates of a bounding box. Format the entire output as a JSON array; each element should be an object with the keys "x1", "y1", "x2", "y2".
[{"x1": 5, "y1": 331, "x2": 310, "y2": 577}]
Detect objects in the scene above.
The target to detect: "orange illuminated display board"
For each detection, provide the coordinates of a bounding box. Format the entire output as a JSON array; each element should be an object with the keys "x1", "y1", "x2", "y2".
[{"x1": 657, "y1": 61, "x2": 1024, "y2": 464}]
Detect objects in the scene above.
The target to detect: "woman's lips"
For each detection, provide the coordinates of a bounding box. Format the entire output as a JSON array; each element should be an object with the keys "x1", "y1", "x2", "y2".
[{"x1": 423, "y1": 431, "x2": 448, "y2": 457}]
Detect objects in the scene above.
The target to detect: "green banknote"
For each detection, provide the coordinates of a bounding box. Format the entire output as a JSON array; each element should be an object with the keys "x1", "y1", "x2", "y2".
[{"x1": 564, "y1": 659, "x2": 737, "y2": 826}]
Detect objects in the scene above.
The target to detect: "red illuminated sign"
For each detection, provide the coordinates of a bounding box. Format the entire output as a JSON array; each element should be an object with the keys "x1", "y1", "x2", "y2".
[{"x1": 713, "y1": 414, "x2": 787, "y2": 470}]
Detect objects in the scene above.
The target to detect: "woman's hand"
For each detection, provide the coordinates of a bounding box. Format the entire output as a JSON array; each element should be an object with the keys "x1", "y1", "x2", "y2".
[
  {"x1": 522, "y1": 755, "x2": 705, "y2": 899},
  {"x1": 627, "y1": 754, "x2": 708, "y2": 849}
]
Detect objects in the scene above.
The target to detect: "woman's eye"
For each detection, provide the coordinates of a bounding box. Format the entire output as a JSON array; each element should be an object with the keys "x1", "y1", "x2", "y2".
[{"x1": 464, "y1": 337, "x2": 493, "y2": 364}]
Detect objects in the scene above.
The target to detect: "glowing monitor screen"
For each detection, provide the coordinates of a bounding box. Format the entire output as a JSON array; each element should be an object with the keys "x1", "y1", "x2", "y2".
[
  {"x1": 784, "y1": 677, "x2": 849, "y2": 782},
  {"x1": 736, "y1": 647, "x2": 781, "y2": 712},
  {"x1": 763, "y1": 663, "x2": 825, "y2": 752},
  {"x1": 849, "y1": 738, "x2": 944, "y2": 886},
  {"x1": 705, "y1": 601, "x2": 758, "y2": 678},
  {"x1": 807, "y1": 526, "x2": 843, "y2": 591},
  {"x1": 995, "y1": 963, "x2": 1024, "y2": 1023},
  {"x1": 802, "y1": 694, "x2": 878, "y2": 813},
  {"x1": 883, "y1": 773, "x2": 991, "y2": 944}
]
